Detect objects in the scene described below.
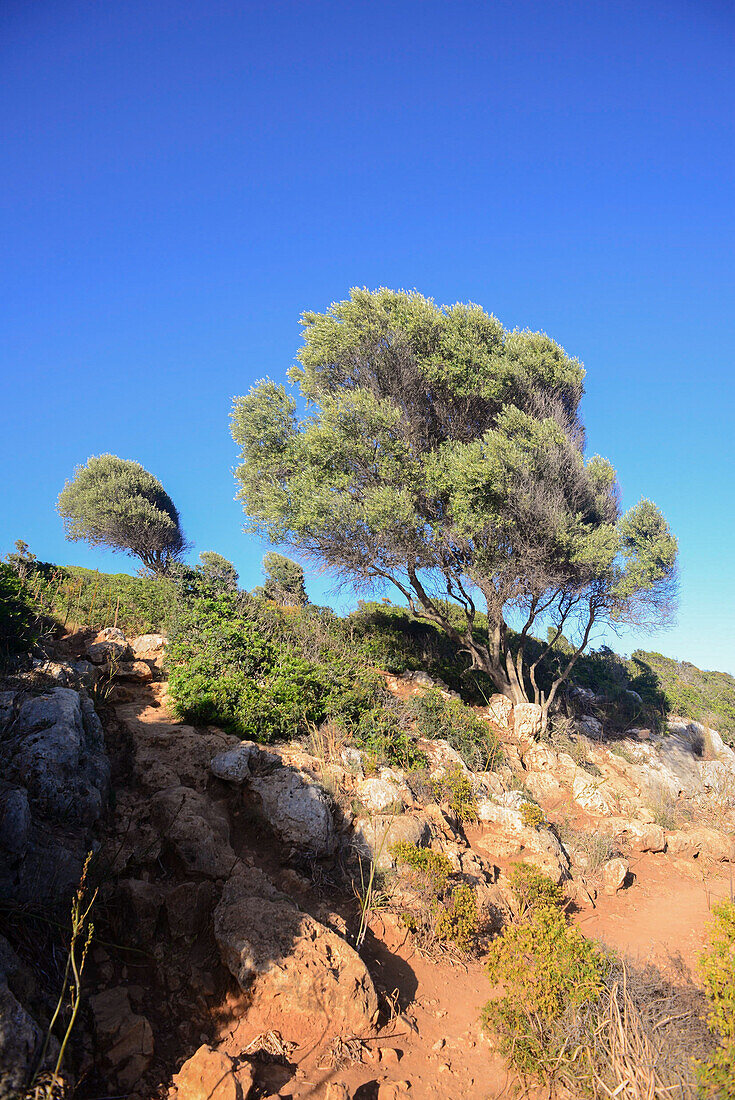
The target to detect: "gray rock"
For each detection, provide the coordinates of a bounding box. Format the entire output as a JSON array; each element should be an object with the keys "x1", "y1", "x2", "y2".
[
  {"x1": 249, "y1": 768, "x2": 336, "y2": 857},
  {"x1": 353, "y1": 813, "x2": 431, "y2": 871},
  {"x1": 0, "y1": 977, "x2": 41, "y2": 1099},
  {"x1": 87, "y1": 640, "x2": 132, "y2": 665},
  {"x1": 210, "y1": 743, "x2": 257, "y2": 783},
  {"x1": 3, "y1": 688, "x2": 110, "y2": 826},
  {"x1": 0, "y1": 693, "x2": 15, "y2": 734},
  {"x1": 131, "y1": 633, "x2": 166, "y2": 657},
  {"x1": 149, "y1": 786, "x2": 237, "y2": 878},
  {"x1": 0, "y1": 787, "x2": 31, "y2": 856}
]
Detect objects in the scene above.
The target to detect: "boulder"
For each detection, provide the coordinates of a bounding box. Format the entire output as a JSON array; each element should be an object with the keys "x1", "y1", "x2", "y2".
[
  {"x1": 0, "y1": 976, "x2": 41, "y2": 1099},
  {"x1": 113, "y1": 660, "x2": 154, "y2": 682},
  {"x1": 0, "y1": 786, "x2": 31, "y2": 857},
  {"x1": 578, "y1": 715, "x2": 604, "y2": 740},
  {"x1": 357, "y1": 776, "x2": 407, "y2": 814},
  {"x1": 89, "y1": 986, "x2": 154, "y2": 1092},
  {"x1": 417, "y1": 738, "x2": 469, "y2": 777},
  {"x1": 149, "y1": 786, "x2": 236, "y2": 879},
  {"x1": 513, "y1": 702, "x2": 544, "y2": 741},
  {"x1": 3, "y1": 688, "x2": 110, "y2": 827},
  {"x1": 214, "y1": 870, "x2": 378, "y2": 1038},
  {"x1": 131, "y1": 634, "x2": 166, "y2": 658},
  {"x1": 353, "y1": 813, "x2": 432, "y2": 871},
  {"x1": 475, "y1": 794, "x2": 570, "y2": 882},
  {"x1": 572, "y1": 772, "x2": 616, "y2": 816},
  {"x1": 249, "y1": 768, "x2": 335, "y2": 857},
  {"x1": 165, "y1": 881, "x2": 217, "y2": 938},
  {"x1": 210, "y1": 743, "x2": 258, "y2": 783},
  {"x1": 602, "y1": 857, "x2": 629, "y2": 895},
  {"x1": 117, "y1": 880, "x2": 165, "y2": 940},
  {"x1": 484, "y1": 694, "x2": 513, "y2": 729},
  {"x1": 87, "y1": 639, "x2": 132, "y2": 665},
  {"x1": 172, "y1": 1044, "x2": 254, "y2": 1100}
]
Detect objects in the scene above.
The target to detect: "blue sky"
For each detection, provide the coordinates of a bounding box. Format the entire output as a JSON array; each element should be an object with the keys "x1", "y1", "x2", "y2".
[{"x1": 1, "y1": 0, "x2": 733, "y2": 673}]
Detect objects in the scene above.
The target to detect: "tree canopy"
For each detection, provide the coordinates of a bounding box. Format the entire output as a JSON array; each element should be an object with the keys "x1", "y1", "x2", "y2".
[
  {"x1": 231, "y1": 287, "x2": 677, "y2": 710},
  {"x1": 261, "y1": 551, "x2": 308, "y2": 606},
  {"x1": 57, "y1": 454, "x2": 188, "y2": 575},
  {"x1": 198, "y1": 551, "x2": 239, "y2": 591}
]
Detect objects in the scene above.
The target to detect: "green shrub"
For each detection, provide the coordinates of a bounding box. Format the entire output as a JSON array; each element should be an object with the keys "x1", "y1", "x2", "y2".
[
  {"x1": 482, "y1": 904, "x2": 607, "y2": 1083},
  {"x1": 519, "y1": 800, "x2": 546, "y2": 830},
  {"x1": 349, "y1": 707, "x2": 427, "y2": 772},
  {"x1": 431, "y1": 765, "x2": 477, "y2": 821},
  {"x1": 0, "y1": 563, "x2": 47, "y2": 669},
  {"x1": 698, "y1": 901, "x2": 735, "y2": 1098},
  {"x1": 434, "y1": 883, "x2": 479, "y2": 951},
  {"x1": 390, "y1": 842, "x2": 452, "y2": 892},
  {"x1": 507, "y1": 863, "x2": 564, "y2": 919},
  {"x1": 411, "y1": 689, "x2": 503, "y2": 771}
]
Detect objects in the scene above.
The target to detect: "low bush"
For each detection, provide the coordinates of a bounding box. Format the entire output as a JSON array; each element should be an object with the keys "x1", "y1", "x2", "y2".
[
  {"x1": 519, "y1": 800, "x2": 546, "y2": 830},
  {"x1": 410, "y1": 689, "x2": 503, "y2": 771},
  {"x1": 698, "y1": 900, "x2": 735, "y2": 1098},
  {"x1": 391, "y1": 841, "x2": 479, "y2": 953},
  {"x1": 350, "y1": 707, "x2": 428, "y2": 772},
  {"x1": 431, "y1": 765, "x2": 477, "y2": 821},
  {"x1": 390, "y1": 842, "x2": 452, "y2": 892},
  {"x1": 0, "y1": 563, "x2": 50, "y2": 669},
  {"x1": 507, "y1": 863, "x2": 564, "y2": 919}
]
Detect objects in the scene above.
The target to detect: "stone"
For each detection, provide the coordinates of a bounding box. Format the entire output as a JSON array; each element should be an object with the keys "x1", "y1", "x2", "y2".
[
  {"x1": 417, "y1": 739, "x2": 469, "y2": 777},
  {"x1": 475, "y1": 794, "x2": 570, "y2": 882},
  {"x1": 340, "y1": 746, "x2": 365, "y2": 777},
  {"x1": 484, "y1": 694, "x2": 514, "y2": 729},
  {"x1": 113, "y1": 660, "x2": 154, "y2": 682},
  {"x1": 210, "y1": 743, "x2": 258, "y2": 783},
  {"x1": 578, "y1": 715, "x2": 604, "y2": 739},
  {"x1": 87, "y1": 639, "x2": 132, "y2": 664},
  {"x1": 249, "y1": 768, "x2": 335, "y2": 857},
  {"x1": 0, "y1": 693, "x2": 15, "y2": 733},
  {"x1": 0, "y1": 786, "x2": 31, "y2": 856},
  {"x1": 325, "y1": 1085, "x2": 350, "y2": 1100},
  {"x1": 165, "y1": 882, "x2": 217, "y2": 938},
  {"x1": 627, "y1": 822, "x2": 666, "y2": 853},
  {"x1": 149, "y1": 786, "x2": 237, "y2": 879},
  {"x1": 0, "y1": 976, "x2": 41, "y2": 1099},
  {"x1": 117, "y1": 880, "x2": 165, "y2": 940},
  {"x1": 572, "y1": 772, "x2": 616, "y2": 816},
  {"x1": 353, "y1": 814, "x2": 431, "y2": 871},
  {"x1": 99, "y1": 627, "x2": 127, "y2": 643},
  {"x1": 3, "y1": 688, "x2": 110, "y2": 827},
  {"x1": 90, "y1": 986, "x2": 154, "y2": 1091},
  {"x1": 513, "y1": 702, "x2": 544, "y2": 740},
  {"x1": 357, "y1": 776, "x2": 407, "y2": 814},
  {"x1": 602, "y1": 857, "x2": 629, "y2": 895},
  {"x1": 172, "y1": 1044, "x2": 254, "y2": 1100},
  {"x1": 524, "y1": 771, "x2": 562, "y2": 802},
  {"x1": 131, "y1": 634, "x2": 166, "y2": 658},
  {"x1": 214, "y1": 871, "x2": 378, "y2": 1038}
]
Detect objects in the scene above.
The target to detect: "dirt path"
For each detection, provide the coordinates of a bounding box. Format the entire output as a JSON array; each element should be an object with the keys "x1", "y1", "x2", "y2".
[{"x1": 92, "y1": 668, "x2": 728, "y2": 1100}]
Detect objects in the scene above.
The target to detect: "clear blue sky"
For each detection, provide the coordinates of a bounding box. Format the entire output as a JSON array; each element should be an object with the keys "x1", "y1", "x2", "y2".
[{"x1": 1, "y1": 0, "x2": 733, "y2": 673}]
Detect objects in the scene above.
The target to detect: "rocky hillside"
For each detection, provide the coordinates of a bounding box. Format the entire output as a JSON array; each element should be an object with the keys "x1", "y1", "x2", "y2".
[{"x1": 1, "y1": 614, "x2": 734, "y2": 1099}]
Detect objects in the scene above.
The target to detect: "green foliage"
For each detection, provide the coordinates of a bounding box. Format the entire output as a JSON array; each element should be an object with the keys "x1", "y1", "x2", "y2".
[
  {"x1": 198, "y1": 552, "x2": 239, "y2": 591},
  {"x1": 431, "y1": 765, "x2": 477, "y2": 821},
  {"x1": 698, "y1": 901, "x2": 735, "y2": 1098},
  {"x1": 0, "y1": 563, "x2": 46, "y2": 668},
  {"x1": 434, "y1": 883, "x2": 479, "y2": 951},
  {"x1": 231, "y1": 288, "x2": 677, "y2": 705},
  {"x1": 390, "y1": 842, "x2": 452, "y2": 891},
  {"x1": 633, "y1": 650, "x2": 735, "y2": 742},
  {"x1": 507, "y1": 863, "x2": 564, "y2": 919},
  {"x1": 261, "y1": 551, "x2": 307, "y2": 606},
  {"x1": 350, "y1": 707, "x2": 427, "y2": 771},
  {"x1": 410, "y1": 689, "x2": 503, "y2": 771},
  {"x1": 57, "y1": 454, "x2": 187, "y2": 574},
  {"x1": 166, "y1": 586, "x2": 386, "y2": 742},
  {"x1": 519, "y1": 800, "x2": 547, "y2": 830},
  {"x1": 482, "y1": 904, "x2": 607, "y2": 1082}
]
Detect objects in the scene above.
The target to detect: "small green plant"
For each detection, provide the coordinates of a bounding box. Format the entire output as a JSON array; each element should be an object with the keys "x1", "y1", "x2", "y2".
[
  {"x1": 482, "y1": 903, "x2": 607, "y2": 1083},
  {"x1": 390, "y1": 842, "x2": 452, "y2": 892},
  {"x1": 434, "y1": 883, "x2": 479, "y2": 951},
  {"x1": 507, "y1": 863, "x2": 564, "y2": 920},
  {"x1": 519, "y1": 800, "x2": 546, "y2": 830},
  {"x1": 431, "y1": 765, "x2": 477, "y2": 821},
  {"x1": 697, "y1": 900, "x2": 735, "y2": 1098},
  {"x1": 411, "y1": 689, "x2": 503, "y2": 771}
]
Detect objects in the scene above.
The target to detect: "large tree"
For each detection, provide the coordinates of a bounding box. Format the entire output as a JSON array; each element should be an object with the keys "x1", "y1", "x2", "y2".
[
  {"x1": 231, "y1": 288, "x2": 677, "y2": 713},
  {"x1": 58, "y1": 454, "x2": 188, "y2": 574}
]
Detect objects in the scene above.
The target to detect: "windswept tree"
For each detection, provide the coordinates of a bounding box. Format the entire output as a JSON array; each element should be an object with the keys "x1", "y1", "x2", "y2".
[
  {"x1": 58, "y1": 454, "x2": 188, "y2": 575},
  {"x1": 231, "y1": 288, "x2": 677, "y2": 714},
  {"x1": 261, "y1": 551, "x2": 308, "y2": 606},
  {"x1": 197, "y1": 551, "x2": 239, "y2": 591}
]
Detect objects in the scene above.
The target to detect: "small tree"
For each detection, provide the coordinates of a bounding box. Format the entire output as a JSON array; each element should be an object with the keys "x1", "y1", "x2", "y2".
[
  {"x1": 231, "y1": 288, "x2": 677, "y2": 714},
  {"x1": 262, "y1": 552, "x2": 307, "y2": 606},
  {"x1": 58, "y1": 454, "x2": 188, "y2": 575},
  {"x1": 5, "y1": 540, "x2": 37, "y2": 579},
  {"x1": 197, "y1": 551, "x2": 239, "y2": 591}
]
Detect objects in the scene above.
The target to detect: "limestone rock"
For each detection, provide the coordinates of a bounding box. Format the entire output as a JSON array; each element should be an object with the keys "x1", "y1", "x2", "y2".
[
  {"x1": 353, "y1": 813, "x2": 431, "y2": 871},
  {"x1": 475, "y1": 794, "x2": 570, "y2": 882},
  {"x1": 0, "y1": 786, "x2": 31, "y2": 857},
  {"x1": 417, "y1": 738, "x2": 469, "y2": 778},
  {"x1": 572, "y1": 772, "x2": 616, "y2": 816},
  {"x1": 113, "y1": 660, "x2": 154, "y2": 682},
  {"x1": 131, "y1": 633, "x2": 166, "y2": 658},
  {"x1": 87, "y1": 638, "x2": 132, "y2": 664},
  {"x1": 210, "y1": 743, "x2": 258, "y2": 783},
  {"x1": 484, "y1": 694, "x2": 513, "y2": 729},
  {"x1": 149, "y1": 786, "x2": 236, "y2": 879},
  {"x1": 602, "y1": 857, "x2": 629, "y2": 895},
  {"x1": 3, "y1": 688, "x2": 110, "y2": 827},
  {"x1": 357, "y1": 776, "x2": 408, "y2": 814},
  {"x1": 0, "y1": 977, "x2": 41, "y2": 1099},
  {"x1": 513, "y1": 702, "x2": 544, "y2": 740},
  {"x1": 172, "y1": 1044, "x2": 254, "y2": 1100},
  {"x1": 214, "y1": 871, "x2": 378, "y2": 1038},
  {"x1": 90, "y1": 986, "x2": 154, "y2": 1091},
  {"x1": 165, "y1": 881, "x2": 217, "y2": 938},
  {"x1": 249, "y1": 768, "x2": 335, "y2": 857}
]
